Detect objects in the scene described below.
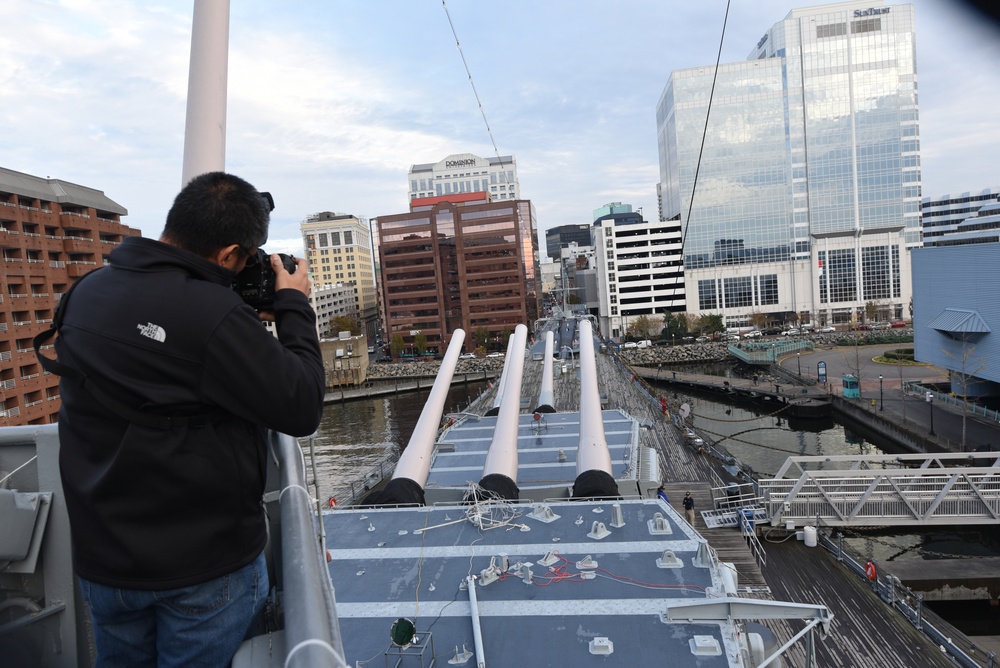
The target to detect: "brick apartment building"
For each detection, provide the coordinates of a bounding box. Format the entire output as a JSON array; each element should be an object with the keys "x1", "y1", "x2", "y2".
[
  {"x1": 0, "y1": 167, "x2": 138, "y2": 426},
  {"x1": 375, "y1": 192, "x2": 539, "y2": 355}
]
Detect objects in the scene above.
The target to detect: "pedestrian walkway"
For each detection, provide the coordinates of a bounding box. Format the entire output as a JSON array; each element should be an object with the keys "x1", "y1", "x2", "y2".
[{"x1": 779, "y1": 343, "x2": 1000, "y2": 454}]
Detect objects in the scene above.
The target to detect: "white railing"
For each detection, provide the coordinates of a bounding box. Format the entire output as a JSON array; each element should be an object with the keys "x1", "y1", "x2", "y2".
[
  {"x1": 1, "y1": 407, "x2": 21, "y2": 418},
  {"x1": 24, "y1": 400, "x2": 43, "y2": 408},
  {"x1": 27, "y1": 259, "x2": 44, "y2": 264},
  {"x1": 13, "y1": 321, "x2": 31, "y2": 326},
  {"x1": 8, "y1": 293, "x2": 27, "y2": 298},
  {"x1": 50, "y1": 261, "x2": 66, "y2": 268},
  {"x1": 762, "y1": 452, "x2": 1000, "y2": 527},
  {"x1": 46, "y1": 394, "x2": 60, "y2": 401},
  {"x1": 0, "y1": 351, "x2": 11, "y2": 361},
  {"x1": 20, "y1": 374, "x2": 39, "y2": 381},
  {"x1": 4, "y1": 257, "x2": 22, "y2": 262},
  {"x1": 1, "y1": 380, "x2": 16, "y2": 390}
]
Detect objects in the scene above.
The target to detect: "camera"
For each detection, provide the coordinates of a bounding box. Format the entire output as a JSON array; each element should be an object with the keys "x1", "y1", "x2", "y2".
[{"x1": 234, "y1": 249, "x2": 297, "y2": 311}]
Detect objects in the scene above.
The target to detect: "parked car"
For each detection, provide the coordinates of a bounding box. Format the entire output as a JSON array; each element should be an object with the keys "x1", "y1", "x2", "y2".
[
  {"x1": 870, "y1": 322, "x2": 891, "y2": 330},
  {"x1": 891, "y1": 320, "x2": 907, "y2": 328},
  {"x1": 459, "y1": 353, "x2": 476, "y2": 359},
  {"x1": 781, "y1": 328, "x2": 800, "y2": 336},
  {"x1": 695, "y1": 335, "x2": 710, "y2": 343},
  {"x1": 623, "y1": 341, "x2": 638, "y2": 349},
  {"x1": 725, "y1": 334, "x2": 740, "y2": 341},
  {"x1": 818, "y1": 325, "x2": 836, "y2": 333},
  {"x1": 653, "y1": 339, "x2": 672, "y2": 347},
  {"x1": 486, "y1": 352, "x2": 504, "y2": 358},
  {"x1": 744, "y1": 330, "x2": 762, "y2": 338}
]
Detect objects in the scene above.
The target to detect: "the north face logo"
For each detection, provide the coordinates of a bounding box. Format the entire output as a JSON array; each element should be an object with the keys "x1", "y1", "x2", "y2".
[{"x1": 137, "y1": 322, "x2": 166, "y2": 342}]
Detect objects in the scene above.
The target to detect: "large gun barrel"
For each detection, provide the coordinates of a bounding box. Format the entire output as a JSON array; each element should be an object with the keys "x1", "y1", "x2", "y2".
[
  {"x1": 362, "y1": 330, "x2": 467, "y2": 506},
  {"x1": 478, "y1": 324, "x2": 528, "y2": 500},
  {"x1": 572, "y1": 319, "x2": 620, "y2": 500}
]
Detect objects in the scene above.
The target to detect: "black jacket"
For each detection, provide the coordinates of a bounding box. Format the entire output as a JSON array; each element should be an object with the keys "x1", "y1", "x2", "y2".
[{"x1": 55, "y1": 237, "x2": 325, "y2": 589}]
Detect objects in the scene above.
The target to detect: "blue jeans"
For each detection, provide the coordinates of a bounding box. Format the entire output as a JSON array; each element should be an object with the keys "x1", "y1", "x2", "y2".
[{"x1": 80, "y1": 551, "x2": 268, "y2": 668}]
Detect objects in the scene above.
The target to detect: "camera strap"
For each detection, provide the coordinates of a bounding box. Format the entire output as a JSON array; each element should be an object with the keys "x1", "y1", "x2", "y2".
[{"x1": 34, "y1": 269, "x2": 216, "y2": 431}]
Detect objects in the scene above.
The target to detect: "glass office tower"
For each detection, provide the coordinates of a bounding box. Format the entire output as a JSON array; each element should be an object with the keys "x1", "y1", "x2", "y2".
[{"x1": 657, "y1": 1, "x2": 918, "y2": 328}]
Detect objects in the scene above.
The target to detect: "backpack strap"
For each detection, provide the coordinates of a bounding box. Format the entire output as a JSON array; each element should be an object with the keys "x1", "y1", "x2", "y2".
[{"x1": 34, "y1": 270, "x2": 215, "y2": 430}]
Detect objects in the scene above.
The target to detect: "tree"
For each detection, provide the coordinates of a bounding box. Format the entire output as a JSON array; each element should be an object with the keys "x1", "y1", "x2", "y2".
[
  {"x1": 390, "y1": 333, "x2": 404, "y2": 358},
  {"x1": 697, "y1": 313, "x2": 724, "y2": 335},
  {"x1": 414, "y1": 331, "x2": 428, "y2": 355},
  {"x1": 628, "y1": 315, "x2": 656, "y2": 339},
  {"x1": 660, "y1": 312, "x2": 687, "y2": 340},
  {"x1": 566, "y1": 293, "x2": 582, "y2": 305},
  {"x1": 749, "y1": 312, "x2": 769, "y2": 331},
  {"x1": 943, "y1": 335, "x2": 989, "y2": 451},
  {"x1": 328, "y1": 315, "x2": 361, "y2": 337},
  {"x1": 474, "y1": 327, "x2": 490, "y2": 349},
  {"x1": 865, "y1": 301, "x2": 877, "y2": 323}
]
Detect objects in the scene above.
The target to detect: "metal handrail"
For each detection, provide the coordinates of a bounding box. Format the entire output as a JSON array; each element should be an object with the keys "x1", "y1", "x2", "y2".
[{"x1": 268, "y1": 431, "x2": 348, "y2": 668}]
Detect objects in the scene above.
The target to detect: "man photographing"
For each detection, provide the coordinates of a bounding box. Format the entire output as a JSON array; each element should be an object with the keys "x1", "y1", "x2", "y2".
[{"x1": 48, "y1": 172, "x2": 326, "y2": 666}]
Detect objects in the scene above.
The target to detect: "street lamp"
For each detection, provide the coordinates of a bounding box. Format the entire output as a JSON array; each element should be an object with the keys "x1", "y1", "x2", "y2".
[
  {"x1": 796, "y1": 351, "x2": 801, "y2": 376},
  {"x1": 927, "y1": 391, "x2": 935, "y2": 435},
  {"x1": 879, "y1": 374, "x2": 883, "y2": 411},
  {"x1": 657, "y1": 363, "x2": 663, "y2": 379}
]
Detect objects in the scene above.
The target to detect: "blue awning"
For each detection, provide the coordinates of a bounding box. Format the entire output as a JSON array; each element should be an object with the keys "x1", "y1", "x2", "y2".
[{"x1": 926, "y1": 308, "x2": 991, "y2": 334}]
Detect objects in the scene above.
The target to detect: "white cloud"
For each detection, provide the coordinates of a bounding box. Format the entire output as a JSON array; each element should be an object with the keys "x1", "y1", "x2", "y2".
[{"x1": 3, "y1": 0, "x2": 1000, "y2": 247}]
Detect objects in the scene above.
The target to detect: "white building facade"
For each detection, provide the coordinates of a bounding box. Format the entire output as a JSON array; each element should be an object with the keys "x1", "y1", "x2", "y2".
[
  {"x1": 922, "y1": 187, "x2": 1000, "y2": 247},
  {"x1": 592, "y1": 204, "x2": 684, "y2": 339},
  {"x1": 408, "y1": 153, "x2": 519, "y2": 202},
  {"x1": 301, "y1": 212, "x2": 379, "y2": 340},
  {"x1": 656, "y1": 0, "x2": 918, "y2": 328}
]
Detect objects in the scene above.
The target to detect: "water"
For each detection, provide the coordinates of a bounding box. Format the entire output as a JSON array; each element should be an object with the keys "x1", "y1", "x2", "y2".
[{"x1": 308, "y1": 380, "x2": 489, "y2": 503}]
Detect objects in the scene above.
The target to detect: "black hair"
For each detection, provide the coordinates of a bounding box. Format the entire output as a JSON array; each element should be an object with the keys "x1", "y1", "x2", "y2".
[{"x1": 161, "y1": 172, "x2": 269, "y2": 258}]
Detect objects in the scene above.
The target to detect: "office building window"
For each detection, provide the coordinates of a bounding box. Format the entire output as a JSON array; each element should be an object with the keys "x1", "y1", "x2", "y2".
[
  {"x1": 757, "y1": 274, "x2": 778, "y2": 306},
  {"x1": 723, "y1": 276, "x2": 753, "y2": 308},
  {"x1": 698, "y1": 279, "x2": 718, "y2": 310}
]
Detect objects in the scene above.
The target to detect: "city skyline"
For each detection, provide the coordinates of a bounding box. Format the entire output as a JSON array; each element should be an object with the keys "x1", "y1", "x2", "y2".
[{"x1": 3, "y1": 0, "x2": 999, "y2": 257}]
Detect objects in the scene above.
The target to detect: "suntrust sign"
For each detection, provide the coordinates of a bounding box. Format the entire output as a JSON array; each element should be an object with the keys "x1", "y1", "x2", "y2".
[
  {"x1": 854, "y1": 6, "x2": 890, "y2": 17},
  {"x1": 445, "y1": 159, "x2": 477, "y2": 168}
]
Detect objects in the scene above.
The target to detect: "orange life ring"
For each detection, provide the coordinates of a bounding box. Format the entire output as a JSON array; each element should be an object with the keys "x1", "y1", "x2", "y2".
[
  {"x1": 328, "y1": 497, "x2": 337, "y2": 508},
  {"x1": 864, "y1": 561, "x2": 877, "y2": 581}
]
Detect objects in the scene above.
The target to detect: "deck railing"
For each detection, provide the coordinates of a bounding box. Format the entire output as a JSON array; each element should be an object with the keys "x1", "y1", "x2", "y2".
[{"x1": 815, "y1": 522, "x2": 994, "y2": 668}]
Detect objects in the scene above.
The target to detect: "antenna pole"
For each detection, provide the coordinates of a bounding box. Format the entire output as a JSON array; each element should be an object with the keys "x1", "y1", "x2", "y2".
[{"x1": 181, "y1": 0, "x2": 231, "y2": 186}]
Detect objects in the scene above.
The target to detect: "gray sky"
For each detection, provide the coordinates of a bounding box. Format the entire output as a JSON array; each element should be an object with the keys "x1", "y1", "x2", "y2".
[{"x1": 2, "y1": 0, "x2": 999, "y2": 257}]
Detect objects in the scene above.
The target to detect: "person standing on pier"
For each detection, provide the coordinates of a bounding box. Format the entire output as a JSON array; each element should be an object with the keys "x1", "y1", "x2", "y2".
[
  {"x1": 657, "y1": 484, "x2": 670, "y2": 503},
  {"x1": 682, "y1": 491, "x2": 696, "y2": 525}
]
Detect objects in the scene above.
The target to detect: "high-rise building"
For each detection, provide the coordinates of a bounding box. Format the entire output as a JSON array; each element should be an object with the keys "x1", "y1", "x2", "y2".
[
  {"x1": 922, "y1": 187, "x2": 1000, "y2": 247},
  {"x1": 375, "y1": 192, "x2": 539, "y2": 354},
  {"x1": 301, "y1": 212, "x2": 378, "y2": 341},
  {"x1": 0, "y1": 167, "x2": 138, "y2": 426},
  {"x1": 592, "y1": 203, "x2": 684, "y2": 339},
  {"x1": 545, "y1": 224, "x2": 592, "y2": 261},
  {"x1": 408, "y1": 153, "x2": 519, "y2": 202},
  {"x1": 657, "y1": 0, "x2": 918, "y2": 328}
]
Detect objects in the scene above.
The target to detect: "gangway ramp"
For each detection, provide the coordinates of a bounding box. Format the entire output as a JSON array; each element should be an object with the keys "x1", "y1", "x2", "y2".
[{"x1": 760, "y1": 452, "x2": 1000, "y2": 527}]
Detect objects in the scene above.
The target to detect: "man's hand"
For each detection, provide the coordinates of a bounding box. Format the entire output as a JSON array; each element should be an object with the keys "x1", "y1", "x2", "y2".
[
  {"x1": 258, "y1": 255, "x2": 311, "y2": 322},
  {"x1": 274, "y1": 255, "x2": 311, "y2": 297}
]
